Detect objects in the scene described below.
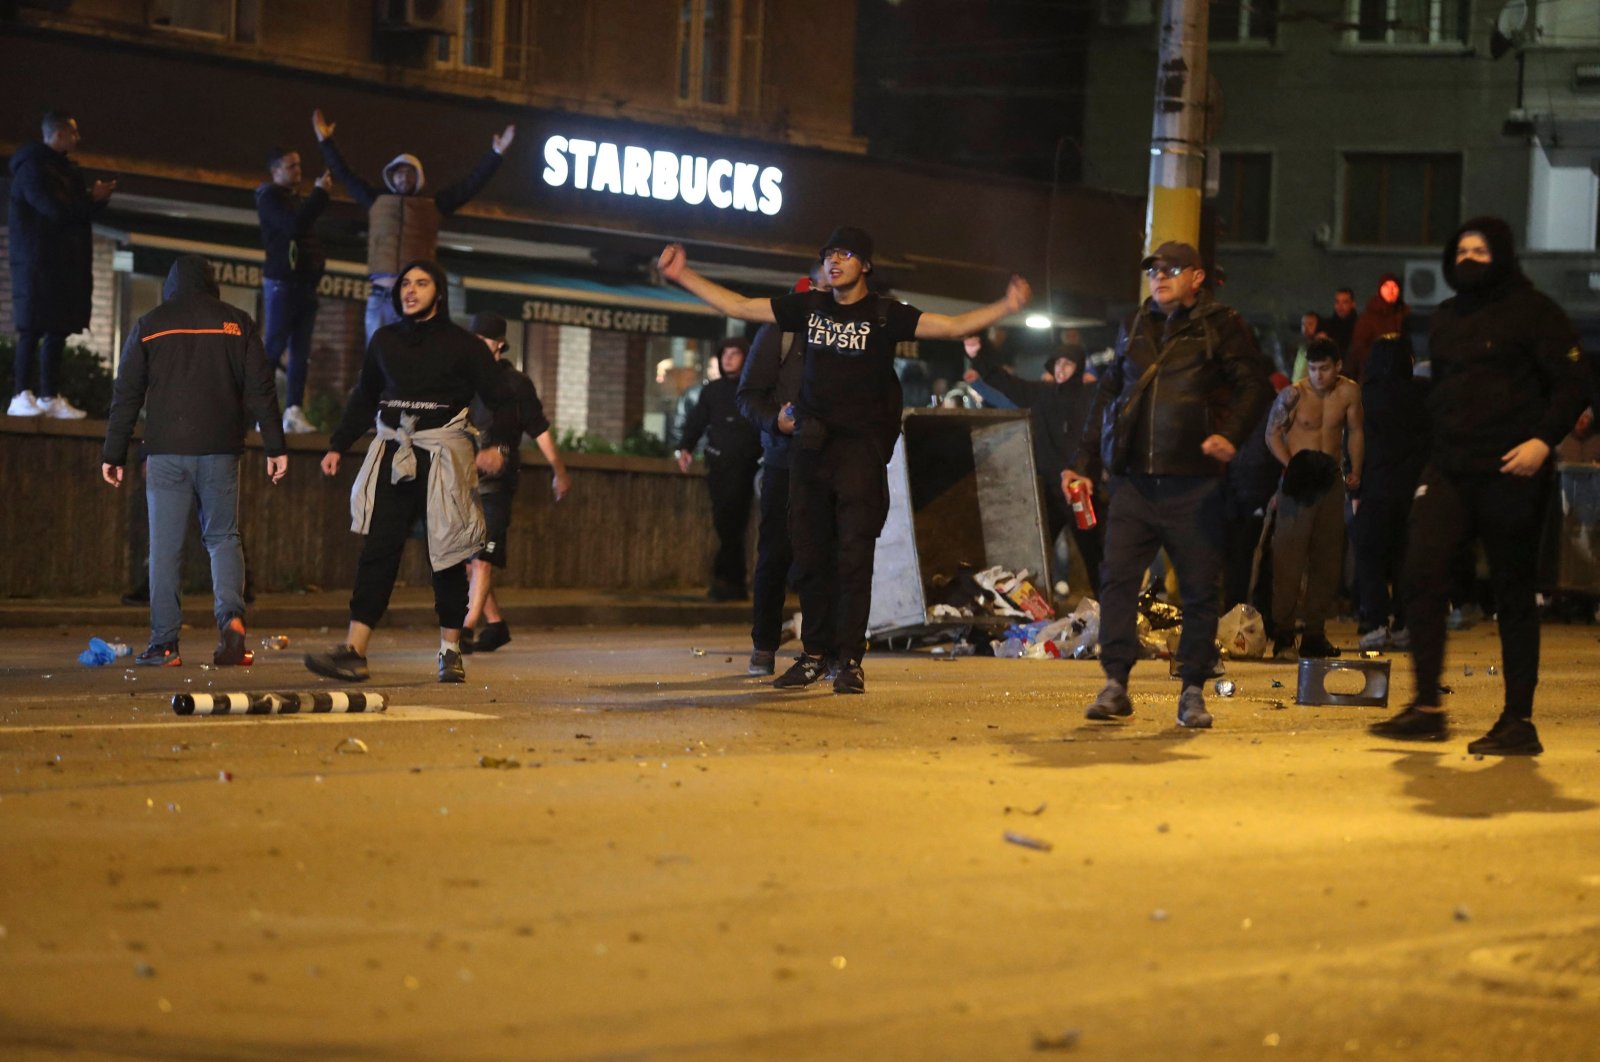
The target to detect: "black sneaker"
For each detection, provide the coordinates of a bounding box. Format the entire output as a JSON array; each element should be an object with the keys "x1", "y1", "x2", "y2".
[
  {"x1": 136, "y1": 641, "x2": 181, "y2": 667},
  {"x1": 305, "y1": 645, "x2": 370, "y2": 682},
  {"x1": 438, "y1": 648, "x2": 466, "y2": 684},
  {"x1": 833, "y1": 662, "x2": 866, "y2": 694},
  {"x1": 459, "y1": 629, "x2": 477, "y2": 655},
  {"x1": 748, "y1": 649, "x2": 776, "y2": 676},
  {"x1": 1084, "y1": 680, "x2": 1133, "y2": 720},
  {"x1": 774, "y1": 654, "x2": 828, "y2": 689},
  {"x1": 213, "y1": 618, "x2": 253, "y2": 667},
  {"x1": 1369, "y1": 704, "x2": 1447, "y2": 741},
  {"x1": 474, "y1": 621, "x2": 511, "y2": 653},
  {"x1": 1298, "y1": 634, "x2": 1341, "y2": 658},
  {"x1": 1466, "y1": 713, "x2": 1543, "y2": 756}
]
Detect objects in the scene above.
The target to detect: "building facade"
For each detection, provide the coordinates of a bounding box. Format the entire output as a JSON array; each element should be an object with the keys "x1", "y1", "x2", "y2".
[
  {"x1": 1085, "y1": 0, "x2": 1600, "y2": 358},
  {"x1": 2, "y1": 1, "x2": 1141, "y2": 441}
]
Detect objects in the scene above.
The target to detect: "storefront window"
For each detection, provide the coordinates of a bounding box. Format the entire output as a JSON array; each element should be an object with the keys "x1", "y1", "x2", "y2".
[{"x1": 645, "y1": 335, "x2": 712, "y2": 447}]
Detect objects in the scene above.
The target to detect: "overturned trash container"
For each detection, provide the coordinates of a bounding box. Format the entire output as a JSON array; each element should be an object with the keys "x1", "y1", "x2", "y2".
[{"x1": 869, "y1": 408, "x2": 1049, "y2": 639}]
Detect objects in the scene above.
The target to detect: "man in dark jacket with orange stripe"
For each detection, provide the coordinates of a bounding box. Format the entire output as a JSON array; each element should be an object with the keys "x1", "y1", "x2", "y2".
[{"x1": 102, "y1": 256, "x2": 287, "y2": 668}]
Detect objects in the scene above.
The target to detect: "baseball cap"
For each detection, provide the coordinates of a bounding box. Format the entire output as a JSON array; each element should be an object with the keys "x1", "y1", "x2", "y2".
[
  {"x1": 468, "y1": 311, "x2": 507, "y2": 342},
  {"x1": 1139, "y1": 241, "x2": 1202, "y2": 272}
]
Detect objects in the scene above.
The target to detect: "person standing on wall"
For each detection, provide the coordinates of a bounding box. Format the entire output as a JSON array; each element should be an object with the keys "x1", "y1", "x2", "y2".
[{"x1": 256, "y1": 145, "x2": 331, "y2": 434}]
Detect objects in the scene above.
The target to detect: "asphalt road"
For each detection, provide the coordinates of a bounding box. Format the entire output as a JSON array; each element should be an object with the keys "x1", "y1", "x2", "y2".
[{"x1": 2, "y1": 620, "x2": 1599, "y2": 1060}]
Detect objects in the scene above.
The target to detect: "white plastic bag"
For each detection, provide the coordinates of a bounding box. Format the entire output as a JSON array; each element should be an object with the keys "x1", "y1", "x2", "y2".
[{"x1": 1218, "y1": 603, "x2": 1267, "y2": 659}]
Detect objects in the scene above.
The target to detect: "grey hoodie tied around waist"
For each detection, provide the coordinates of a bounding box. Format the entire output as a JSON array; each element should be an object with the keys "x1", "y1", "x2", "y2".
[{"x1": 349, "y1": 409, "x2": 484, "y2": 570}]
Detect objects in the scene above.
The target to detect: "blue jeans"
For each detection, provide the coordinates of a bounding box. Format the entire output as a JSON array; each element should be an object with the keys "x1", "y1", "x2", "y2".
[
  {"x1": 365, "y1": 286, "x2": 400, "y2": 343},
  {"x1": 146, "y1": 454, "x2": 246, "y2": 644},
  {"x1": 1097, "y1": 475, "x2": 1226, "y2": 688},
  {"x1": 262, "y1": 277, "x2": 320, "y2": 408}
]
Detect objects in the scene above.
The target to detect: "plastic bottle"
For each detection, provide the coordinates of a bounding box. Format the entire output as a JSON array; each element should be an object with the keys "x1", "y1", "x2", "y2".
[{"x1": 78, "y1": 637, "x2": 129, "y2": 667}]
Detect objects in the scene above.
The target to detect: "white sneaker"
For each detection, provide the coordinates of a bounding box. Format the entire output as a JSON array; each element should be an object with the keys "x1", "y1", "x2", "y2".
[
  {"x1": 6, "y1": 390, "x2": 43, "y2": 416},
  {"x1": 282, "y1": 405, "x2": 316, "y2": 433},
  {"x1": 39, "y1": 394, "x2": 86, "y2": 419},
  {"x1": 1358, "y1": 625, "x2": 1390, "y2": 652}
]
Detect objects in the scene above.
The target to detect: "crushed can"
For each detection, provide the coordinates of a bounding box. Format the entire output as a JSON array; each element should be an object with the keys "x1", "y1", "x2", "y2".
[{"x1": 1067, "y1": 478, "x2": 1097, "y2": 530}]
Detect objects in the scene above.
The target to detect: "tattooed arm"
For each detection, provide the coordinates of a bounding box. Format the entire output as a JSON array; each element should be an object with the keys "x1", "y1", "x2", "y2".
[{"x1": 1264, "y1": 385, "x2": 1299, "y2": 467}]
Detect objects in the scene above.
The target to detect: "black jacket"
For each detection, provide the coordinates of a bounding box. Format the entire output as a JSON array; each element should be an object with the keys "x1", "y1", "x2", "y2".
[
  {"x1": 7, "y1": 141, "x2": 106, "y2": 333},
  {"x1": 1426, "y1": 216, "x2": 1588, "y2": 474},
  {"x1": 680, "y1": 376, "x2": 761, "y2": 469},
  {"x1": 1083, "y1": 289, "x2": 1273, "y2": 479},
  {"x1": 970, "y1": 350, "x2": 1091, "y2": 477},
  {"x1": 1360, "y1": 337, "x2": 1430, "y2": 488},
  {"x1": 328, "y1": 263, "x2": 517, "y2": 454},
  {"x1": 736, "y1": 323, "x2": 805, "y2": 469},
  {"x1": 471, "y1": 360, "x2": 550, "y2": 495},
  {"x1": 255, "y1": 182, "x2": 328, "y2": 281},
  {"x1": 103, "y1": 256, "x2": 285, "y2": 465}
]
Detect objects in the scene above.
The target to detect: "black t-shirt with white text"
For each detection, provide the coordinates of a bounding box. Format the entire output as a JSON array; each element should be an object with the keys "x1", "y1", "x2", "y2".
[{"x1": 770, "y1": 291, "x2": 921, "y2": 441}]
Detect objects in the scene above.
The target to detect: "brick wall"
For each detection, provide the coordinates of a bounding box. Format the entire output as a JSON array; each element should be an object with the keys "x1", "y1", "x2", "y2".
[{"x1": 304, "y1": 298, "x2": 365, "y2": 410}]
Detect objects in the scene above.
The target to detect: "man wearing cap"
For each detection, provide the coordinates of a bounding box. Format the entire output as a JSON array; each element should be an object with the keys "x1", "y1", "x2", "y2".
[
  {"x1": 676, "y1": 336, "x2": 763, "y2": 601},
  {"x1": 1063, "y1": 241, "x2": 1273, "y2": 729},
  {"x1": 460, "y1": 312, "x2": 571, "y2": 654},
  {"x1": 658, "y1": 228, "x2": 1031, "y2": 694},
  {"x1": 312, "y1": 108, "x2": 514, "y2": 341}
]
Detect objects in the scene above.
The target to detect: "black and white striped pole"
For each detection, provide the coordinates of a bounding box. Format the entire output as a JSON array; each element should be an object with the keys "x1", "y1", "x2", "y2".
[{"x1": 171, "y1": 691, "x2": 388, "y2": 716}]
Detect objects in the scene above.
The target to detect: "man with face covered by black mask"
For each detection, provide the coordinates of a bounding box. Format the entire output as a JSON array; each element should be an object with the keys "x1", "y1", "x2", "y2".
[
  {"x1": 1370, "y1": 216, "x2": 1589, "y2": 755},
  {"x1": 305, "y1": 259, "x2": 516, "y2": 685}
]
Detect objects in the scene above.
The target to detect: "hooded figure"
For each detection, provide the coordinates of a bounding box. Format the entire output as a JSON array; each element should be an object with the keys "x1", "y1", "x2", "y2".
[
  {"x1": 1367, "y1": 214, "x2": 1590, "y2": 755},
  {"x1": 677, "y1": 336, "x2": 763, "y2": 599},
  {"x1": 1346, "y1": 271, "x2": 1409, "y2": 382}
]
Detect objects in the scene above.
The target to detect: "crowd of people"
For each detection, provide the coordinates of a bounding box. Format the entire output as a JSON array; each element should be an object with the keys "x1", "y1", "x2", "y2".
[{"x1": 7, "y1": 109, "x2": 1594, "y2": 757}]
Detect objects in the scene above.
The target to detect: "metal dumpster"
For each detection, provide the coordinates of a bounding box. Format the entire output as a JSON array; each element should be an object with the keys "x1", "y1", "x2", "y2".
[{"x1": 868, "y1": 408, "x2": 1050, "y2": 638}]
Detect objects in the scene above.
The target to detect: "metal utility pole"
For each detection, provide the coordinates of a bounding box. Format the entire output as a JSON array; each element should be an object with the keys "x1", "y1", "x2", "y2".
[{"x1": 1145, "y1": 0, "x2": 1210, "y2": 255}]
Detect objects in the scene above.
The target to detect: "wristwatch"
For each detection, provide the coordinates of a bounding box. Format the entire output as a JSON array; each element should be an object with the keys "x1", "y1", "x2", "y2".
[{"x1": 495, "y1": 444, "x2": 511, "y2": 457}]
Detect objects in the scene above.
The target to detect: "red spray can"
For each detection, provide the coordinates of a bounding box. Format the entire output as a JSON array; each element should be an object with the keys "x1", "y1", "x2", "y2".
[{"x1": 1067, "y1": 479, "x2": 1097, "y2": 530}]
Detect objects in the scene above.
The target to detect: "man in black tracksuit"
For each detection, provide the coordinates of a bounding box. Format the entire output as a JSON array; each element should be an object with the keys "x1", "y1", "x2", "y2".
[
  {"x1": 305, "y1": 260, "x2": 517, "y2": 685},
  {"x1": 101, "y1": 255, "x2": 287, "y2": 668},
  {"x1": 964, "y1": 338, "x2": 1102, "y2": 594},
  {"x1": 1065, "y1": 241, "x2": 1273, "y2": 729},
  {"x1": 658, "y1": 228, "x2": 1032, "y2": 694},
  {"x1": 1370, "y1": 216, "x2": 1589, "y2": 756},
  {"x1": 677, "y1": 338, "x2": 762, "y2": 601}
]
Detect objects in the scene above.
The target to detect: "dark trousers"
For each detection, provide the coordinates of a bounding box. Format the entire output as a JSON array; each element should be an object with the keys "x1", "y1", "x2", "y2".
[
  {"x1": 263, "y1": 278, "x2": 320, "y2": 409},
  {"x1": 349, "y1": 443, "x2": 469, "y2": 630},
  {"x1": 1098, "y1": 475, "x2": 1226, "y2": 687},
  {"x1": 14, "y1": 331, "x2": 66, "y2": 398},
  {"x1": 791, "y1": 435, "x2": 890, "y2": 665},
  {"x1": 1350, "y1": 472, "x2": 1414, "y2": 631},
  {"x1": 752, "y1": 463, "x2": 793, "y2": 651},
  {"x1": 1271, "y1": 482, "x2": 1346, "y2": 637},
  {"x1": 1223, "y1": 511, "x2": 1273, "y2": 619},
  {"x1": 1404, "y1": 464, "x2": 1548, "y2": 716},
  {"x1": 706, "y1": 455, "x2": 759, "y2": 592}
]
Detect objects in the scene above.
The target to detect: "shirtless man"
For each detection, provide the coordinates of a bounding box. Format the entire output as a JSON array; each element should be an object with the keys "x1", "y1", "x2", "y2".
[{"x1": 1265, "y1": 336, "x2": 1364, "y2": 658}]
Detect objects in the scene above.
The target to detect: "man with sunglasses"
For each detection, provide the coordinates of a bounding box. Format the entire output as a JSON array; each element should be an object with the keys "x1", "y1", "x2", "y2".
[
  {"x1": 658, "y1": 228, "x2": 1031, "y2": 693},
  {"x1": 1063, "y1": 241, "x2": 1272, "y2": 729}
]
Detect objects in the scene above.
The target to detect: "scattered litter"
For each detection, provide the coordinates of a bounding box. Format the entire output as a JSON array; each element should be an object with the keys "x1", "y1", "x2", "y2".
[
  {"x1": 1217, "y1": 603, "x2": 1266, "y2": 658},
  {"x1": 333, "y1": 737, "x2": 369, "y2": 755},
  {"x1": 133, "y1": 962, "x2": 155, "y2": 978},
  {"x1": 1213, "y1": 679, "x2": 1236, "y2": 697},
  {"x1": 1150, "y1": 908, "x2": 1169, "y2": 922},
  {"x1": 1004, "y1": 803, "x2": 1047, "y2": 816},
  {"x1": 1003, "y1": 831, "x2": 1053, "y2": 852},
  {"x1": 691, "y1": 648, "x2": 705, "y2": 657},
  {"x1": 478, "y1": 755, "x2": 520, "y2": 770},
  {"x1": 931, "y1": 643, "x2": 975, "y2": 660},
  {"x1": 1453, "y1": 905, "x2": 1472, "y2": 922},
  {"x1": 1156, "y1": 822, "x2": 1170, "y2": 833},
  {"x1": 1463, "y1": 665, "x2": 1474, "y2": 676},
  {"x1": 78, "y1": 637, "x2": 131, "y2": 667},
  {"x1": 1270, "y1": 679, "x2": 1284, "y2": 689},
  {"x1": 1032, "y1": 1029, "x2": 1081, "y2": 1052},
  {"x1": 217, "y1": 770, "x2": 232, "y2": 783},
  {"x1": 1487, "y1": 665, "x2": 1498, "y2": 676},
  {"x1": 1360, "y1": 650, "x2": 1382, "y2": 659},
  {"x1": 260, "y1": 635, "x2": 290, "y2": 651},
  {"x1": 1438, "y1": 685, "x2": 1454, "y2": 695}
]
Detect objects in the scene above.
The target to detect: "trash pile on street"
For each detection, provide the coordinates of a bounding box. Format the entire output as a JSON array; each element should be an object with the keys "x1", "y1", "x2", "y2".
[{"x1": 927, "y1": 563, "x2": 1054, "y2": 621}]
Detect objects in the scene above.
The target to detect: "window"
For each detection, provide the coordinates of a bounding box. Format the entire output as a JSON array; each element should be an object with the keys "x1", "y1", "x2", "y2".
[
  {"x1": 1349, "y1": 0, "x2": 1469, "y2": 46},
  {"x1": 1215, "y1": 153, "x2": 1272, "y2": 244},
  {"x1": 436, "y1": 0, "x2": 504, "y2": 73},
  {"x1": 1211, "y1": 0, "x2": 1278, "y2": 44},
  {"x1": 148, "y1": 0, "x2": 258, "y2": 42},
  {"x1": 1342, "y1": 153, "x2": 1461, "y2": 247},
  {"x1": 677, "y1": 0, "x2": 739, "y2": 108}
]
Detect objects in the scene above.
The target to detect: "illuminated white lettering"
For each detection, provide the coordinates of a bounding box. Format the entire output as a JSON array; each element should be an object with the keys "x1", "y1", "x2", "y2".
[
  {"x1": 651, "y1": 150, "x2": 679, "y2": 201},
  {"x1": 732, "y1": 162, "x2": 759, "y2": 212},
  {"x1": 542, "y1": 135, "x2": 569, "y2": 187},
  {"x1": 679, "y1": 154, "x2": 708, "y2": 205},
  {"x1": 591, "y1": 142, "x2": 622, "y2": 194},
  {"x1": 622, "y1": 146, "x2": 652, "y2": 198},
  {"x1": 758, "y1": 167, "x2": 783, "y2": 216},
  {"x1": 707, "y1": 158, "x2": 734, "y2": 209},
  {"x1": 568, "y1": 138, "x2": 597, "y2": 190}
]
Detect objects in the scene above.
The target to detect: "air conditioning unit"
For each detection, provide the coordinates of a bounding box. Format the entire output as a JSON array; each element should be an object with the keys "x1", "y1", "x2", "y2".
[
  {"x1": 1404, "y1": 259, "x2": 1449, "y2": 307},
  {"x1": 377, "y1": 0, "x2": 455, "y2": 34}
]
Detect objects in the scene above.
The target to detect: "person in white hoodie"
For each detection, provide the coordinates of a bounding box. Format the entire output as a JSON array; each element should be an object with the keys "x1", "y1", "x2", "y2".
[{"x1": 311, "y1": 108, "x2": 514, "y2": 340}]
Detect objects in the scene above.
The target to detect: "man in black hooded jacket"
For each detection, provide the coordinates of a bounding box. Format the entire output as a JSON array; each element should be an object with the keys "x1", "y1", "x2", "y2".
[
  {"x1": 677, "y1": 337, "x2": 762, "y2": 601},
  {"x1": 1370, "y1": 216, "x2": 1589, "y2": 755},
  {"x1": 304, "y1": 259, "x2": 517, "y2": 686},
  {"x1": 101, "y1": 256, "x2": 286, "y2": 668}
]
